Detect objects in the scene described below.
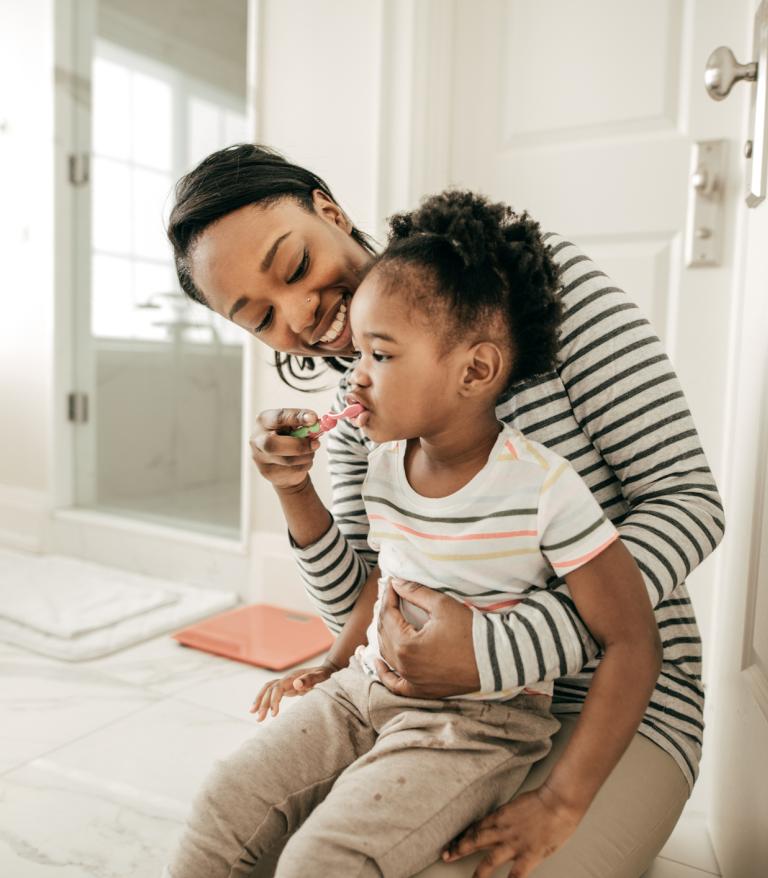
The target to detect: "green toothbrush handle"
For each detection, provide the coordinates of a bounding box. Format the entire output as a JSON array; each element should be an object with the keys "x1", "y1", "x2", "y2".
[{"x1": 290, "y1": 422, "x2": 323, "y2": 439}]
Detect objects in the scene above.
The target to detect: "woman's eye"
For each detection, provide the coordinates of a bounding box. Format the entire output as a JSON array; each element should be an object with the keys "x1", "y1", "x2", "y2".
[
  {"x1": 288, "y1": 249, "x2": 309, "y2": 284},
  {"x1": 253, "y1": 307, "x2": 274, "y2": 335}
]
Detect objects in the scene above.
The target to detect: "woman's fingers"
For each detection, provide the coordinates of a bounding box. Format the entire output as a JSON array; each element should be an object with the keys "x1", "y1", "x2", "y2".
[
  {"x1": 472, "y1": 844, "x2": 521, "y2": 878},
  {"x1": 249, "y1": 409, "x2": 323, "y2": 490},
  {"x1": 260, "y1": 408, "x2": 318, "y2": 434},
  {"x1": 373, "y1": 659, "x2": 418, "y2": 697},
  {"x1": 444, "y1": 823, "x2": 503, "y2": 860},
  {"x1": 254, "y1": 432, "x2": 319, "y2": 459}
]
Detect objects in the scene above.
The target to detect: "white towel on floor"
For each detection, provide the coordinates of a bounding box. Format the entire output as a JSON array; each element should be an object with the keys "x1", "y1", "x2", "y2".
[
  {"x1": 0, "y1": 549, "x2": 178, "y2": 637},
  {"x1": 0, "y1": 549, "x2": 237, "y2": 660}
]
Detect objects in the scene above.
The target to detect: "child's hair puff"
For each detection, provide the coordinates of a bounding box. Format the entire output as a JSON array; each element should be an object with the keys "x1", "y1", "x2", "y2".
[{"x1": 376, "y1": 190, "x2": 562, "y2": 389}]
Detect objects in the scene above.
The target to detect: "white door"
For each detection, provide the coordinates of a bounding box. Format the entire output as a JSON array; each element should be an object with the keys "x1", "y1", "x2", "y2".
[
  {"x1": 445, "y1": 0, "x2": 767, "y2": 869},
  {"x1": 448, "y1": 0, "x2": 744, "y2": 725},
  {"x1": 706, "y1": 3, "x2": 768, "y2": 869}
]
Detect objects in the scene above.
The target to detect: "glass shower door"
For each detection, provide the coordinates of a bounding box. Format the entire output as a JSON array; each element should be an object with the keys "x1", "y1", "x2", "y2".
[{"x1": 73, "y1": 0, "x2": 250, "y2": 540}]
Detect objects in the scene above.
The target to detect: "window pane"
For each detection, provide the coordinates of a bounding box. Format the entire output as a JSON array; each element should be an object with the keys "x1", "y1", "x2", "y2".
[
  {"x1": 91, "y1": 254, "x2": 133, "y2": 338},
  {"x1": 187, "y1": 96, "x2": 222, "y2": 167},
  {"x1": 133, "y1": 261, "x2": 175, "y2": 308},
  {"x1": 91, "y1": 157, "x2": 132, "y2": 255},
  {"x1": 133, "y1": 168, "x2": 173, "y2": 261},
  {"x1": 210, "y1": 308, "x2": 245, "y2": 346},
  {"x1": 132, "y1": 70, "x2": 173, "y2": 171},
  {"x1": 92, "y1": 56, "x2": 131, "y2": 160},
  {"x1": 224, "y1": 108, "x2": 247, "y2": 145}
]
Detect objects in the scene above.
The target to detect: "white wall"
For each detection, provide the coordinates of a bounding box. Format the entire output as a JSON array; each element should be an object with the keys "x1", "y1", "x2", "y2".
[{"x1": 0, "y1": 0, "x2": 55, "y2": 546}]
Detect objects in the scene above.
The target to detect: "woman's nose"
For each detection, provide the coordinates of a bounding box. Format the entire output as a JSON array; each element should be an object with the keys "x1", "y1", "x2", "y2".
[{"x1": 285, "y1": 291, "x2": 318, "y2": 335}]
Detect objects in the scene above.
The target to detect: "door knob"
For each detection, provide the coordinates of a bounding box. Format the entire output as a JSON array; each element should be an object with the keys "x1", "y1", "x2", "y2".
[{"x1": 704, "y1": 46, "x2": 757, "y2": 101}]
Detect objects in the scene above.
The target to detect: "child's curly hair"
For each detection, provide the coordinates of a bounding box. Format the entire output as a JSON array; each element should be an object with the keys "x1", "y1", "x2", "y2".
[{"x1": 372, "y1": 190, "x2": 562, "y2": 390}]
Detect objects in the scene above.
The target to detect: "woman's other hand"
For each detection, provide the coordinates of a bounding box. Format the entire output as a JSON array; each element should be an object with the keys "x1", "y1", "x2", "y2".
[
  {"x1": 249, "y1": 663, "x2": 335, "y2": 721},
  {"x1": 249, "y1": 408, "x2": 321, "y2": 493},
  {"x1": 441, "y1": 785, "x2": 582, "y2": 878},
  {"x1": 374, "y1": 579, "x2": 481, "y2": 699}
]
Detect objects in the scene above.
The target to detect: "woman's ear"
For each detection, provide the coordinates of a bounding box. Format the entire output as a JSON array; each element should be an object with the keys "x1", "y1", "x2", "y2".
[
  {"x1": 312, "y1": 190, "x2": 352, "y2": 232},
  {"x1": 458, "y1": 342, "x2": 506, "y2": 397}
]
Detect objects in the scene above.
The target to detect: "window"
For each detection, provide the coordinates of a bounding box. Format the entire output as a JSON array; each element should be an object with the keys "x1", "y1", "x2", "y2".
[{"x1": 90, "y1": 41, "x2": 247, "y2": 345}]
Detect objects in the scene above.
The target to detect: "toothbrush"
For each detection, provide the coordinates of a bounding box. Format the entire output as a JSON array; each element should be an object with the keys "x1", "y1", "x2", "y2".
[{"x1": 290, "y1": 403, "x2": 365, "y2": 438}]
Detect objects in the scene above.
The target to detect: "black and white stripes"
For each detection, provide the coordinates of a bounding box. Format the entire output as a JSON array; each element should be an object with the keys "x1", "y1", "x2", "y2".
[{"x1": 291, "y1": 233, "x2": 724, "y2": 791}]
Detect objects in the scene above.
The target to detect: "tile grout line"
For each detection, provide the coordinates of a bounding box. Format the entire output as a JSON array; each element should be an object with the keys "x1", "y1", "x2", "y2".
[{"x1": 654, "y1": 853, "x2": 721, "y2": 876}]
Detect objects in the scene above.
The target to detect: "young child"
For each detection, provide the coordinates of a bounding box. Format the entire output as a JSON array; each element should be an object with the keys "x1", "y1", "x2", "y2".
[{"x1": 227, "y1": 191, "x2": 661, "y2": 877}]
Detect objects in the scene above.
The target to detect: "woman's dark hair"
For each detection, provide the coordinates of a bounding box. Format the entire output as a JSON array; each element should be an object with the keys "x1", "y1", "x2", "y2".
[
  {"x1": 373, "y1": 190, "x2": 562, "y2": 391},
  {"x1": 166, "y1": 143, "x2": 376, "y2": 388}
]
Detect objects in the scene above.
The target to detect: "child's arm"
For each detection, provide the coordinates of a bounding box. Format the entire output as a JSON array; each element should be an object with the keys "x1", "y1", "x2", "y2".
[
  {"x1": 541, "y1": 538, "x2": 662, "y2": 812},
  {"x1": 250, "y1": 566, "x2": 380, "y2": 721},
  {"x1": 444, "y1": 538, "x2": 662, "y2": 872}
]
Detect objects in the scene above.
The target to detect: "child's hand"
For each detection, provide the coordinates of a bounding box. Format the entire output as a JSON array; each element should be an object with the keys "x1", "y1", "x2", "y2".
[{"x1": 249, "y1": 663, "x2": 336, "y2": 721}]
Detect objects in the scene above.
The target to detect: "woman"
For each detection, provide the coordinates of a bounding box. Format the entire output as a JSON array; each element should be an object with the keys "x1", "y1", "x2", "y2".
[{"x1": 165, "y1": 144, "x2": 723, "y2": 878}]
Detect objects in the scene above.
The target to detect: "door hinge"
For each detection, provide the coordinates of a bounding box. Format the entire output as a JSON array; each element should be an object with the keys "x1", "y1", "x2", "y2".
[
  {"x1": 67, "y1": 392, "x2": 89, "y2": 424},
  {"x1": 67, "y1": 153, "x2": 90, "y2": 187}
]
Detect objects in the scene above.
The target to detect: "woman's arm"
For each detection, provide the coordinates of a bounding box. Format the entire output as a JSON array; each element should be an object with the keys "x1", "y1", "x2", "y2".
[
  {"x1": 549, "y1": 232, "x2": 725, "y2": 607},
  {"x1": 287, "y1": 376, "x2": 377, "y2": 633}
]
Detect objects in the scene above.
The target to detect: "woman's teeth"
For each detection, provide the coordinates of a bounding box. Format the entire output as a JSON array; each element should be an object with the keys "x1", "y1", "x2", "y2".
[{"x1": 319, "y1": 302, "x2": 347, "y2": 344}]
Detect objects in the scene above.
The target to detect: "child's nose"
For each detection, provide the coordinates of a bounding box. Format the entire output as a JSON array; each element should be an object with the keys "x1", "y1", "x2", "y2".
[{"x1": 350, "y1": 361, "x2": 370, "y2": 388}]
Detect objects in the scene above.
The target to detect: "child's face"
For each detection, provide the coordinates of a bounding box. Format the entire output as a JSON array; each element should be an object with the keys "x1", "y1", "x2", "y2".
[{"x1": 347, "y1": 272, "x2": 468, "y2": 443}]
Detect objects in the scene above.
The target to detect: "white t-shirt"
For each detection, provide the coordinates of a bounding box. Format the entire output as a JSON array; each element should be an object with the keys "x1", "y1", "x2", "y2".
[{"x1": 358, "y1": 423, "x2": 618, "y2": 700}]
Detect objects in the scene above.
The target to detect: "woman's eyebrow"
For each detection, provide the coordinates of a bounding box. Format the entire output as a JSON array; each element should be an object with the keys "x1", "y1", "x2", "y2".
[
  {"x1": 261, "y1": 231, "x2": 291, "y2": 272},
  {"x1": 228, "y1": 297, "x2": 249, "y2": 321}
]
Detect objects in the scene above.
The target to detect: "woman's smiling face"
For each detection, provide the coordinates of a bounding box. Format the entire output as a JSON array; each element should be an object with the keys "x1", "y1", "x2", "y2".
[{"x1": 189, "y1": 191, "x2": 373, "y2": 357}]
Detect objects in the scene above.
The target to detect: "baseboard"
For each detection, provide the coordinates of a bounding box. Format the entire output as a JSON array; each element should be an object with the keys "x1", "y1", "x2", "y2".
[
  {"x1": 45, "y1": 508, "x2": 250, "y2": 594},
  {"x1": 0, "y1": 485, "x2": 50, "y2": 553}
]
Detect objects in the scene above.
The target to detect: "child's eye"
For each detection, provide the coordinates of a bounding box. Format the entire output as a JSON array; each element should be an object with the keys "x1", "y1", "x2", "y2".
[{"x1": 372, "y1": 351, "x2": 390, "y2": 363}]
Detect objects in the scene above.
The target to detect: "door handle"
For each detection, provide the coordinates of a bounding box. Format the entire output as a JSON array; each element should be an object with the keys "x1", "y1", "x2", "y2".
[
  {"x1": 705, "y1": 47, "x2": 757, "y2": 101},
  {"x1": 704, "y1": 1, "x2": 768, "y2": 207}
]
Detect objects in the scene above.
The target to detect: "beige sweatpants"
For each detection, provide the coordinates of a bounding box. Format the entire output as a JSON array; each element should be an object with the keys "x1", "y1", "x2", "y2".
[{"x1": 167, "y1": 659, "x2": 557, "y2": 878}]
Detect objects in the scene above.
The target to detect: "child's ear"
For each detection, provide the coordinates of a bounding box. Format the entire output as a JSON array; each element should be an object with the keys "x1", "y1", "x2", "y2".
[{"x1": 459, "y1": 342, "x2": 505, "y2": 396}]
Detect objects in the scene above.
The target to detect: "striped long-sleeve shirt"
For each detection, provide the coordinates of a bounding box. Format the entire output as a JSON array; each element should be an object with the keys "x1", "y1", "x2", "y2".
[{"x1": 290, "y1": 233, "x2": 725, "y2": 790}]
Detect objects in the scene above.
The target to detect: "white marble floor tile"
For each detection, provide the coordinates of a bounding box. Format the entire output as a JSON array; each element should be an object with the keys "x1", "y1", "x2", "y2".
[
  {"x1": 31, "y1": 698, "x2": 257, "y2": 811},
  {"x1": 0, "y1": 644, "x2": 160, "y2": 775},
  {"x1": 0, "y1": 761, "x2": 182, "y2": 878},
  {"x1": 0, "y1": 699, "x2": 259, "y2": 878},
  {"x1": 83, "y1": 635, "x2": 244, "y2": 695}
]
